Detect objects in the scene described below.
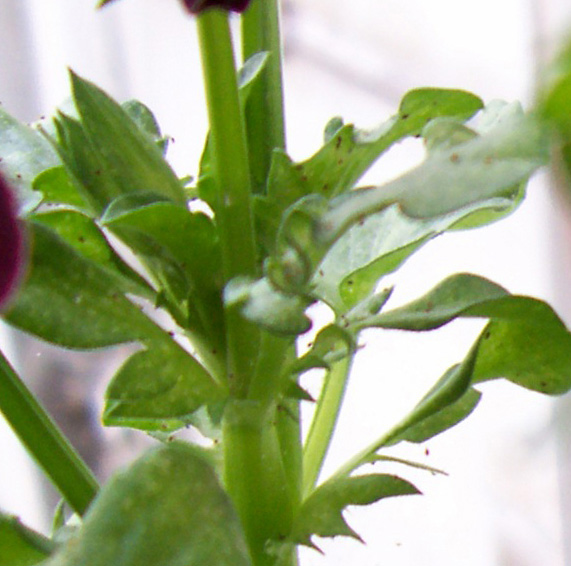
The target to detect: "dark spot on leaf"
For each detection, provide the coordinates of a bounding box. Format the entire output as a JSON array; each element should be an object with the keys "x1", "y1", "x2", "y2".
[
  {"x1": 301, "y1": 175, "x2": 308, "y2": 182},
  {"x1": 483, "y1": 330, "x2": 491, "y2": 339},
  {"x1": 335, "y1": 136, "x2": 342, "y2": 149},
  {"x1": 401, "y1": 113, "x2": 410, "y2": 120},
  {"x1": 425, "y1": 448, "x2": 430, "y2": 456},
  {"x1": 347, "y1": 279, "x2": 353, "y2": 285},
  {"x1": 78, "y1": 236, "x2": 86, "y2": 243},
  {"x1": 450, "y1": 153, "x2": 460, "y2": 163},
  {"x1": 424, "y1": 301, "x2": 434, "y2": 312}
]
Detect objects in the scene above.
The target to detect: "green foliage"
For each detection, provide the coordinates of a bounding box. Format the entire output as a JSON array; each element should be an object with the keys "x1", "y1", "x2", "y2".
[
  {"x1": 0, "y1": 514, "x2": 54, "y2": 566},
  {"x1": 43, "y1": 443, "x2": 252, "y2": 566},
  {"x1": 291, "y1": 474, "x2": 419, "y2": 547},
  {"x1": 1, "y1": 5, "x2": 571, "y2": 566}
]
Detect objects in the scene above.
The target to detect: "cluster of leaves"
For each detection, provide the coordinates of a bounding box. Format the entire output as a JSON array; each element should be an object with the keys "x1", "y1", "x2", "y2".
[{"x1": 3, "y1": 27, "x2": 571, "y2": 566}]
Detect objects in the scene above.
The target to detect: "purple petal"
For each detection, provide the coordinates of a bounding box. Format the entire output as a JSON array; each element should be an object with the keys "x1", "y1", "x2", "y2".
[
  {"x1": 181, "y1": 0, "x2": 251, "y2": 14},
  {"x1": 0, "y1": 174, "x2": 25, "y2": 308}
]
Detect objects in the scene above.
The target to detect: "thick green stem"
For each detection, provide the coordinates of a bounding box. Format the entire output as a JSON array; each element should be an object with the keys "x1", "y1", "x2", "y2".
[
  {"x1": 197, "y1": 10, "x2": 259, "y2": 396},
  {"x1": 0, "y1": 350, "x2": 98, "y2": 515},
  {"x1": 302, "y1": 356, "x2": 353, "y2": 498},
  {"x1": 241, "y1": 0, "x2": 286, "y2": 192},
  {"x1": 223, "y1": 401, "x2": 295, "y2": 566}
]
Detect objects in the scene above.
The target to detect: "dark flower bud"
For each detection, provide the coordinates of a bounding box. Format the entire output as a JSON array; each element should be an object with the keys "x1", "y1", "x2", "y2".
[
  {"x1": 180, "y1": 0, "x2": 251, "y2": 14},
  {"x1": 0, "y1": 174, "x2": 25, "y2": 308}
]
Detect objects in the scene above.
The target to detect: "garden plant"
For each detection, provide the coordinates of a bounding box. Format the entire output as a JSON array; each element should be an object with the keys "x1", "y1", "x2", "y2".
[{"x1": 3, "y1": 1, "x2": 571, "y2": 565}]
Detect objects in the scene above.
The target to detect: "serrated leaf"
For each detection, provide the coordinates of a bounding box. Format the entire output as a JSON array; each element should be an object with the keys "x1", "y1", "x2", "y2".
[
  {"x1": 3, "y1": 222, "x2": 161, "y2": 348},
  {"x1": 0, "y1": 107, "x2": 57, "y2": 213},
  {"x1": 292, "y1": 474, "x2": 419, "y2": 545},
  {"x1": 32, "y1": 166, "x2": 89, "y2": 209},
  {"x1": 257, "y1": 89, "x2": 483, "y2": 252},
  {"x1": 268, "y1": 107, "x2": 546, "y2": 297},
  {"x1": 0, "y1": 513, "x2": 54, "y2": 566},
  {"x1": 31, "y1": 209, "x2": 154, "y2": 300},
  {"x1": 43, "y1": 443, "x2": 251, "y2": 566},
  {"x1": 271, "y1": 88, "x2": 483, "y2": 205},
  {"x1": 53, "y1": 111, "x2": 123, "y2": 213},
  {"x1": 103, "y1": 339, "x2": 225, "y2": 433},
  {"x1": 68, "y1": 71, "x2": 185, "y2": 207},
  {"x1": 102, "y1": 196, "x2": 224, "y2": 341}
]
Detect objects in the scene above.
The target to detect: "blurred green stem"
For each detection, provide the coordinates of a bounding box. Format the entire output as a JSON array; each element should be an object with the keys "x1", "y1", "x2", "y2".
[
  {"x1": 0, "y1": 349, "x2": 98, "y2": 515},
  {"x1": 241, "y1": 0, "x2": 286, "y2": 192}
]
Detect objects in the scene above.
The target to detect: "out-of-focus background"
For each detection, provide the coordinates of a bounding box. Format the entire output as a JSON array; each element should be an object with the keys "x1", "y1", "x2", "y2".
[{"x1": 1, "y1": 1, "x2": 571, "y2": 564}]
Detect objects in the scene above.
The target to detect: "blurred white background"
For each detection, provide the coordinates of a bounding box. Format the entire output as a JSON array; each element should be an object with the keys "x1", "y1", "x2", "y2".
[{"x1": 1, "y1": 1, "x2": 571, "y2": 565}]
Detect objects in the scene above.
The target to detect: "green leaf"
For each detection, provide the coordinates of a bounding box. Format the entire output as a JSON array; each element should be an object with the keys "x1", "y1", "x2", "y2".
[
  {"x1": 0, "y1": 107, "x2": 58, "y2": 213},
  {"x1": 3, "y1": 222, "x2": 160, "y2": 348},
  {"x1": 257, "y1": 89, "x2": 483, "y2": 251},
  {"x1": 43, "y1": 443, "x2": 252, "y2": 566},
  {"x1": 68, "y1": 71, "x2": 185, "y2": 208},
  {"x1": 470, "y1": 296, "x2": 571, "y2": 394},
  {"x1": 0, "y1": 514, "x2": 54, "y2": 566},
  {"x1": 359, "y1": 273, "x2": 571, "y2": 395},
  {"x1": 337, "y1": 274, "x2": 571, "y2": 462},
  {"x1": 274, "y1": 88, "x2": 482, "y2": 204},
  {"x1": 292, "y1": 474, "x2": 419, "y2": 546},
  {"x1": 32, "y1": 167, "x2": 89, "y2": 209},
  {"x1": 224, "y1": 277, "x2": 312, "y2": 336},
  {"x1": 121, "y1": 100, "x2": 169, "y2": 154},
  {"x1": 52, "y1": 111, "x2": 123, "y2": 213},
  {"x1": 101, "y1": 197, "x2": 224, "y2": 341},
  {"x1": 351, "y1": 272, "x2": 508, "y2": 331},
  {"x1": 290, "y1": 324, "x2": 355, "y2": 374},
  {"x1": 278, "y1": 110, "x2": 544, "y2": 302},
  {"x1": 388, "y1": 387, "x2": 482, "y2": 445},
  {"x1": 32, "y1": 209, "x2": 154, "y2": 300},
  {"x1": 103, "y1": 339, "x2": 226, "y2": 433}
]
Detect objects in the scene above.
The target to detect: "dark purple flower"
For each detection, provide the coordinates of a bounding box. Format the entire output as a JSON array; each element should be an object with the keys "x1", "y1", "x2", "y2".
[
  {"x1": 180, "y1": 0, "x2": 251, "y2": 14},
  {"x1": 0, "y1": 174, "x2": 25, "y2": 309}
]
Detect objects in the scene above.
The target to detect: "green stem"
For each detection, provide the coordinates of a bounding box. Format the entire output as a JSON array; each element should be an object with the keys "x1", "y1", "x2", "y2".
[
  {"x1": 247, "y1": 332, "x2": 290, "y2": 402},
  {"x1": 302, "y1": 356, "x2": 353, "y2": 498},
  {"x1": 0, "y1": 350, "x2": 98, "y2": 516},
  {"x1": 241, "y1": 0, "x2": 286, "y2": 192},
  {"x1": 223, "y1": 401, "x2": 295, "y2": 566},
  {"x1": 197, "y1": 10, "x2": 259, "y2": 396}
]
